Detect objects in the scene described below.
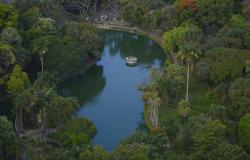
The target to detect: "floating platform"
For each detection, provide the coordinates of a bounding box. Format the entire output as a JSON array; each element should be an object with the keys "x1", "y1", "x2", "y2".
[{"x1": 126, "y1": 56, "x2": 138, "y2": 65}]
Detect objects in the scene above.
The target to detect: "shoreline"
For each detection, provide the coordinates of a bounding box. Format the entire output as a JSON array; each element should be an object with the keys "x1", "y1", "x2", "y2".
[{"x1": 93, "y1": 22, "x2": 174, "y2": 62}]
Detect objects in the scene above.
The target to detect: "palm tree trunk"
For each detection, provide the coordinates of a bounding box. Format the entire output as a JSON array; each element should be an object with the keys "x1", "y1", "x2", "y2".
[
  {"x1": 40, "y1": 56, "x2": 44, "y2": 73},
  {"x1": 186, "y1": 64, "x2": 190, "y2": 101},
  {"x1": 42, "y1": 108, "x2": 46, "y2": 133},
  {"x1": 40, "y1": 108, "x2": 46, "y2": 133},
  {"x1": 15, "y1": 106, "x2": 24, "y2": 134}
]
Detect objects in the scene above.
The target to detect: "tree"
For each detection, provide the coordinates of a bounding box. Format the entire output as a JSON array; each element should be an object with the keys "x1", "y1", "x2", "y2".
[
  {"x1": 246, "y1": 60, "x2": 250, "y2": 76},
  {"x1": 239, "y1": 113, "x2": 250, "y2": 152},
  {"x1": 177, "y1": 0, "x2": 198, "y2": 22},
  {"x1": 0, "y1": 116, "x2": 16, "y2": 160},
  {"x1": 31, "y1": 36, "x2": 50, "y2": 73},
  {"x1": 7, "y1": 65, "x2": 29, "y2": 96},
  {"x1": 163, "y1": 26, "x2": 188, "y2": 58},
  {"x1": 43, "y1": 33, "x2": 102, "y2": 81},
  {"x1": 7, "y1": 65, "x2": 30, "y2": 133},
  {"x1": 120, "y1": 0, "x2": 163, "y2": 29},
  {"x1": 114, "y1": 143, "x2": 151, "y2": 160},
  {"x1": 46, "y1": 96, "x2": 79, "y2": 128},
  {"x1": 54, "y1": 118, "x2": 97, "y2": 146},
  {"x1": 0, "y1": 27, "x2": 22, "y2": 46},
  {"x1": 203, "y1": 48, "x2": 250, "y2": 84},
  {"x1": 162, "y1": 63, "x2": 186, "y2": 102},
  {"x1": 208, "y1": 104, "x2": 226, "y2": 121},
  {"x1": 79, "y1": 146, "x2": 112, "y2": 160},
  {"x1": 0, "y1": 44, "x2": 15, "y2": 79},
  {"x1": 192, "y1": 120, "x2": 226, "y2": 151},
  {"x1": 177, "y1": 50, "x2": 198, "y2": 101},
  {"x1": 62, "y1": 0, "x2": 95, "y2": 17},
  {"x1": 35, "y1": 17, "x2": 56, "y2": 34},
  {"x1": 190, "y1": 142, "x2": 249, "y2": 160},
  {"x1": 178, "y1": 100, "x2": 191, "y2": 121},
  {"x1": 194, "y1": 0, "x2": 234, "y2": 31},
  {"x1": 0, "y1": 3, "x2": 18, "y2": 30},
  {"x1": 32, "y1": 82, "x2": 55, "y2": 132},
  {"x1": 176, "y1": 26, "x2": 202, "y2": 101},
  {"x1": 188, "y1": 119, "x2": 232, "y2": 159},
  {"x1": 20, "y1": 6, "x2": 42, "y2": 30},
  {"x1": 142, "y1": 82, "x2": 161, "y2": 129},
  {"x1": 229, "y1": 78, "x2": 250, "y2": 120}
]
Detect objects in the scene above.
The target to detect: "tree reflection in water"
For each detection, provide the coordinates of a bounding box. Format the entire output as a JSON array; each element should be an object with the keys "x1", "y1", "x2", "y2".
[
  {"x1": 105, "y1": 31, "x2": 166, "y2": 67},
  {"x1": 60, "y1": 65, "x2": 106, "y2": 105}
]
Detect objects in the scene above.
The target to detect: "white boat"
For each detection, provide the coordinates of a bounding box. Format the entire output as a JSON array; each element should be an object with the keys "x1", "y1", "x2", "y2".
[{"x1": 126, "y1": 56, "x2": 138, "y2": 65}]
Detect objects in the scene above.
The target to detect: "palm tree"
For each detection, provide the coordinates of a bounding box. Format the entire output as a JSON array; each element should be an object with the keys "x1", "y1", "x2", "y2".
[
  {"x1": 48, "y1": 96, "x2": 79, "y2": 127},
  {"x1": 38, "y1": 49, "x2": 47, "y2": 73},
  {"x1": 177, "y1": 50, "x2": 199, "y2": 101},
  {"x1": 143, "y1": 82, "x2": 161, "y2": 129},
  {"x1": 34, "y1": 87, "x2": 53, "y2": 133},
  {"x1": 32, "y1": 37, "x2": 49, "y2": 73},
  {"x1": 13, "y1": 91, "x2": 30, "y2": 133},
  {"x1": 178, "y1": 100, "x2": 191, "y2": 122}
]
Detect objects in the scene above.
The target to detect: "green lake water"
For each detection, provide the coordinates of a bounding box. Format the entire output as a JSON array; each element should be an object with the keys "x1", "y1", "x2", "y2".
[{"x1": 60, "y1": 31, "x2": 166, "y2": 150}]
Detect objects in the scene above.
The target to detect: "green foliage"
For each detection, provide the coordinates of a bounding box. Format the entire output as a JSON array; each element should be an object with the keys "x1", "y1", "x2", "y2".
[
  {"x1": 0, "y1": 44, "x2": 16, "y2": 83},
  {"x1": 79, "y1": 146, "x2": 112, "y2": 160},
  {"x1": 20, "y1": 6, "x2": 42, "y2": 30},
  {"x1": 35, "y1": 17, "x2": 56, "y2": 34},
  {"x1": 192, "y1": 120, "x2": 226, "y2": 151},
  {"x1": 21, "y1": 73, "x2": 80, "y2": 129},
  {"x1": 229, "y1": 15, "x2": 250, "y2": 29},
  {"x1": 163, "y1": 25, "x2": 202, "y2": 55},
  {"x1": 0, "y1": 3, "x2": 18, "y2": 30},
  {"x1": 0, "y1": 116, "x2": 16, "y2": 160},
  {"x1": 120, "y1": 0, "x2": 164, "y2": 29},
  {"x1": 189, "y1": 142, "x2": 249, "y2": 160},
  {"x1": 163, "y1": 26, "x2": 188, "y2": 54},
  {"x1": 46, "y1": 96, "x2": 79, "y2": 127},
  {"x1": 178, "y1": 100, "x2": 191, "y2": 120},
  {"x1": 7, "y1": 65, "x2": 29, "y2": 96},
  {"x1": 202, "y1": 48, "x2": 250, "y2": 84},
  {"x1": 229, "y1": 78, "x2": 250, "y2": 120},
  {"x1": 118, "y1": 131, "x2": 169, "y2": 159},
  {"x1": 0, "y1": 27, "x2": 22, "y2": 46},
  {"x1": 204, "y1": 15, "x2": 250, "y2": 50},
  {"x1": 194, "y1": 0, "x2": 234, "y2": 30},
  {"x1": 164, "y1": 63, "x2": 186, "y2": 100},
  {"x1": 208, "y1": 104, "x2": 226, "y2": 121},
  {"x1": 239, "y1": 113, "x2": 250, "y2": 153},
  {"x1": 29, "y1": 21, "x2": 104, "y2": 81},
  {"x1": 54, "y1": 118, "x2": 97, "y2": 146},
  {"x1": 114, "y1": 143, "x2": 151, "y2": 160},
  {"x1": 243, "y1": 4, "x2": 250, "y2": 22},
  {"x1": 43, "y1": 35, "x2": 87, "y2": 81}
]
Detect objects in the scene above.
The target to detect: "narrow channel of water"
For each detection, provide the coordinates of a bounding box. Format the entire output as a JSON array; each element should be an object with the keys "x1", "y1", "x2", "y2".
[{"x1": 60, "y1": 31, "x2": 166, "y2": 150}]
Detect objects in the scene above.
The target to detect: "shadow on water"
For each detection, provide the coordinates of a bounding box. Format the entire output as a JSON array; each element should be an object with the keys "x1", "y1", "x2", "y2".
[{"x1": 60, "y1": 65, "x2": 106, "y2": 105}]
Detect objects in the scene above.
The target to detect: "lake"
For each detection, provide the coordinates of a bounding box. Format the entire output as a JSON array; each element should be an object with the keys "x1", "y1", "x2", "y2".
[{"x1": 60, "y1": 31, "x2": 166, "y2": 151}]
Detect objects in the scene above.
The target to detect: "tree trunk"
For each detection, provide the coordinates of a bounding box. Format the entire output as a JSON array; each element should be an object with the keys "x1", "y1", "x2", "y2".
[
  {"x1": 15, "y1": 106, "x2": 24, "y2": 134},
  {"x1": 40, "y1": 108, "x2": 46, "y2": 133},
  {"x1": 40, "y1": 56, "x2": 44, "y2": 73},
  {"x1": 186, "y1": 64, "x2": 190, "y2": 101},
  {"x1": 93, "y1": 0, "x2": 98, "y2": 12}
]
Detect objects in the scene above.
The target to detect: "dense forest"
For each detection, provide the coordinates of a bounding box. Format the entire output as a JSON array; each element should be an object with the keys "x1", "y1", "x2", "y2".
[{"x1": 0, "y1": 0, "x2": 250, "y2": 159}]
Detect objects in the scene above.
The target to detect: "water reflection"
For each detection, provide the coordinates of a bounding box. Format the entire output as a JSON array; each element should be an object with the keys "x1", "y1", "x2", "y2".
[
  {"x1": 105, "y1": 31, "x2": 166, "y2": 66},
  {"x1": 60, "y1": 65, "x2": 106, "y2": 105}
]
